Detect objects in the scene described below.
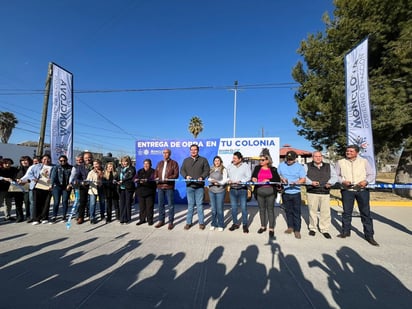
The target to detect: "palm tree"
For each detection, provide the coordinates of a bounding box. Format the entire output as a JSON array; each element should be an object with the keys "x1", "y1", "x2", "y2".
[
  {"x1": 188, "y1": 116, "x2": 203, "y2": 139},
  {"x1": 0, "y1": 111, "x2": 18, "y2": 143}
]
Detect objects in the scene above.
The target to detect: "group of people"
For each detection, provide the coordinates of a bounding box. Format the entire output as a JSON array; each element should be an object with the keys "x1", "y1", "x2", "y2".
[
  {"x1": 277, "y1": 145, "x2": 378, "y2": 246},
  {"x1": 0, "y1": 143, "x2": 379, "y2": 246},
  {"x1": 0, "y1": 156, "x2": 36, "y2": 222},
  {"x1": 177, "y1": 144, "x2": 378, "y2": 246},
  {"x1": 0, "y1": 152, "x2": 137, "y2": 226}
]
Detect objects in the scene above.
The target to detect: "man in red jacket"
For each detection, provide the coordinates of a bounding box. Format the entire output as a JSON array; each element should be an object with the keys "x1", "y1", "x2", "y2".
[{"x1": 154, "y1": 149, "x2": 179, "y2": 230}]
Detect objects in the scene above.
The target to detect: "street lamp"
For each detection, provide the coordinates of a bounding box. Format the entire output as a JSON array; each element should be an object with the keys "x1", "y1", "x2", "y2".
[{"x1": 233, "y1": 80, "x2": 238, "y2": 138}]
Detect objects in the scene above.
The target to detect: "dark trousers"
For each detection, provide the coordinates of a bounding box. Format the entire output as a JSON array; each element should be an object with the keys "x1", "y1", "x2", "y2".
[
  {"x1": 23, "y1": 191, "x2": 30, "y2": 219},
  {"x1": 106, "y1": 196, "x2": 119, "y2": 221},
  {"x1": 76, "y1": 187, "x2": 89, "y2": 219},
  {"x1": 97, "y1": 186, "x2": 106, "y2": 218},
  {"x1": 282, "y1": 192, "x2": 302, "y2": 232},
  {"x1": 256, "y1": 187, "x2": 276, "y2": 229},
  {"x1": 119, "y1": 189, "x2": 133, "y2": 223},
  {"x1": 9, "y1": 192, "x2": 24, "y2": 220},
  {"x1": 137, "y1": 193, "x2": 155, "y2": 223},
  {"x1": 341, "y1": 190, "x2": 374, "y2": 237},
  {"x1": 33, "y1": 189, "x2": 52, "y2": 221}
]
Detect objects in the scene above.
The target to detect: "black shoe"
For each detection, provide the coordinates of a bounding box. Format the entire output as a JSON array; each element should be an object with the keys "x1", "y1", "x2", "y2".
[
  {"x1": 309, "y1": 230, "x2": 316, "y2": 236},
  {"x1": 365, "y1": 237, "x2": 379, "y2": 246},
  {"x1": 257, "y1": 227, "x2": 267, "y2": 234},
  {"x1": 136, "y1": 220, "x2": 146, "y2": 226},
  {"x1": 322, "y1": 232, "x2": 332, "y2": 239},
  {"x1": 269, "y1": 231, "x2": 275, "y2": 238},
  {"x1": 243, "y1": 225, "x2": 249, "y2": 233},
  {"x1": 148, "y1": 221, "x2": 154, "y2": 226},
  {"x1": 337, "y1": 232, "x2": 351, "y2": 238},
  {"x1": 229, "y1": 224, "x2": 239, "y2": 231}
]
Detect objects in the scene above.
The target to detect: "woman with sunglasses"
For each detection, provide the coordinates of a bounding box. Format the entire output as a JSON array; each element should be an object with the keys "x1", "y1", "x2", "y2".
[{"x1": 251, "y1": 153, "x2": 281, "y2": 238}]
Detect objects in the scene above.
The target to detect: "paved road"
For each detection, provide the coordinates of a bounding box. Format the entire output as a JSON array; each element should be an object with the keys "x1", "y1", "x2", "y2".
[{"x1": 1, "y1": 203, "x2": 411, "y2": 308}]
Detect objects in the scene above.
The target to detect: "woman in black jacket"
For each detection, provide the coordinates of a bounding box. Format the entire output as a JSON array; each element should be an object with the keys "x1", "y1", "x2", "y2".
[
  {"x1": 118, "y1": 156, "x2": 136, "y2": 224},
  {"x1": 102, "y1": 162, "x2": 120, "y2": 223},
  {"x1": 0, "y1": 158, "x2": 18, "y2": 221},
  {"x1": 135, "y1": 159, "x2": 156, "y2": 226}
]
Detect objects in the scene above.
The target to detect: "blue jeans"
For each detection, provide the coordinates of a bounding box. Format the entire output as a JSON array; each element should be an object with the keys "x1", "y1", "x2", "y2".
[
  {"x1": 341, "y1": 190, "x2": 374, "y2": 237},
  {"x1": 282, "y1": 192, "x2": 302, "y2": 231},
  {"x1": 209, "y1": 190, "x2": 225, "y2": 228},
  {"x1": 29, "y1": 190, "x2": 35, "y2": 220},
  {"x1": 186, "y1": 187, "x2": 204, "y2": 225},
  {"x1": 89, "y1": 194, "x2": 98, "y2": 221},
  {"x1": 229, "y1": 188, "x2": 248, "y2": 226},
  {"x1": 157, "y1": 188, "x2": 175, "y2": 223},
  {"x1": 52, "y1": 186, "x2": 71, "y2": 219}
]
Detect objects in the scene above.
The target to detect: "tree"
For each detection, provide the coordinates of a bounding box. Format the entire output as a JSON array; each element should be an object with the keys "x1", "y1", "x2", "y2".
[
  {"x1": 292, "y1": 0, "x2": 412, "y2": 156},
  {"x1": 188, "y1": 116, "x2": 203, "y2": 138},
  {"x1": 0, "y1": 111, "x2": 18, "y2": 143}
]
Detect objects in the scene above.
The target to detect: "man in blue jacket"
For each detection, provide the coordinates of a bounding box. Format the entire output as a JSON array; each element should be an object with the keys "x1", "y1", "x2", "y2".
[{"x1": 278, "y1": 151, "x2": 306, "y2": 239}]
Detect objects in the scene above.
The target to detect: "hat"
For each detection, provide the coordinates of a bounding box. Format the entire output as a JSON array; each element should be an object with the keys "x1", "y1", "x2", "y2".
[{"x1": 285, "y1": 151, "x2": 297, "y2": 161}]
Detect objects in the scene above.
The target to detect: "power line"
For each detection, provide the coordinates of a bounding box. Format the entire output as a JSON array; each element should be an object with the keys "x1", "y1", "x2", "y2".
[
  {"x1": 0, "y1": 82, "x2": 299, "y2": 95},
  {"x1": 1, "y1": 81, "x2": 300, "y2": 155},
  {"x1": 76, "y1": 96, "x2": 139, "y2": 140}
]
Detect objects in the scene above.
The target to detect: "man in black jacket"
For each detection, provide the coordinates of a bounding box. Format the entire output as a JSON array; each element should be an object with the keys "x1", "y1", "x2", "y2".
[
  {"x1": 50, "y1": 155, "x2": 72, "y2": 222},
  {"x1": 180, "y1": 144, "x2": 210, "y2": 230}
]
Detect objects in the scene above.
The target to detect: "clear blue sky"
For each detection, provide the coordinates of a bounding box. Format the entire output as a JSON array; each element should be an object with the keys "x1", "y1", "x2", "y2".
[{"x1": 0, "y1": 0, "x2": 335, "y2": 158}]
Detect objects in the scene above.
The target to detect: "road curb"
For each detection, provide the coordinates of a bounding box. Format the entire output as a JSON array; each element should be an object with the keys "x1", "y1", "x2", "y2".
[{"x1": 328, "y1": 199, "x2": 412, "y2": 207}]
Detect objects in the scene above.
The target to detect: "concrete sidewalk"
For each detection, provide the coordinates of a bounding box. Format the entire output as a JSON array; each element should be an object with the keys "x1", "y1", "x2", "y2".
[{"x1": 0, "y1": 203, "x2": 411, "y2": 309}]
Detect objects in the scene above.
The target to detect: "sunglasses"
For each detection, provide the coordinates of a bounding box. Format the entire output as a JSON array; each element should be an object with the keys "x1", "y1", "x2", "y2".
[{"x1": 260, "y1": 158, "x2": 267, "y2": 162}]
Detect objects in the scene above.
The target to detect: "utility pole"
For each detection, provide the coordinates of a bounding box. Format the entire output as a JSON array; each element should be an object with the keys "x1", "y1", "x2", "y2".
[
  {"x1": 232, "y1": 80, "x2": 238, "y2": 138},
  {"x1": 37, "y1": 62, "x2": 53, "y2": 156}
]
